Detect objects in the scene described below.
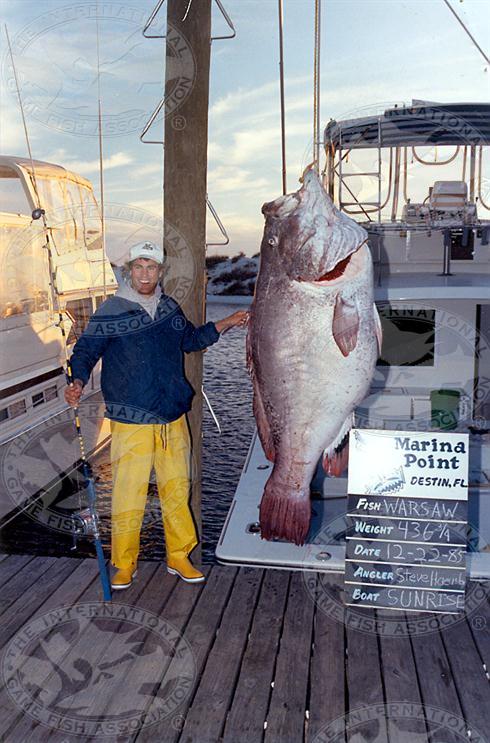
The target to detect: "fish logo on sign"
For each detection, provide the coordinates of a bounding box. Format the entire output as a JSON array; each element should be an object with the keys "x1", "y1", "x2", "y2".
[{"x1": 366, "y1": 466, "x2": 405, "y2": 495}]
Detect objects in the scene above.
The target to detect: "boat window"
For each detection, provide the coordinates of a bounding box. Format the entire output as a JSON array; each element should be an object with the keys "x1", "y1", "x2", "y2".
[
  {"x1": 32, "y1": 384, "x2": 58, "y2": 408},
  {"x1": 0, "y1": 224, "x2": 50, "y2": 318},
  {"x1": 0, "y1": 408, "x2": 8, "y2": 422},
  {"x1": 79, "y1": 185, "x2": 102, "y2": 250},
  {"x1": 44, "y1": 384, "x2": 58, "y2": 401},
  {"x1": 376, "y1": 305, "x2": 435, "y2": 367},
  {"x1": 0, "y1": 170, "x2": 30, "y2": 215},
  {"x1": 65, "y1": 297, "x2": 93, "y2": 344},
  {"x1": 35, "y1": 177, "x2": 75, "y2": 253},
  {"x1": 32, "y1": 391, "x2": 44, "y2": 408},
  {"x1": 8, "y1": 399, "x2": 27, "y2": 419}
]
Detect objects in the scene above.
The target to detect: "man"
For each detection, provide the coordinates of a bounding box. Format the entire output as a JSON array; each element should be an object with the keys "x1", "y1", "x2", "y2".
[{"x1": 65, "y1": 240, "x2": 247, "y2": 589}]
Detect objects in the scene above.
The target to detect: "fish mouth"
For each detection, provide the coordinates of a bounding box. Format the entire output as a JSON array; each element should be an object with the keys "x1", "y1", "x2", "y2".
[{"x1": 308, "y1": 240, "x2": 368, "y2": 285}]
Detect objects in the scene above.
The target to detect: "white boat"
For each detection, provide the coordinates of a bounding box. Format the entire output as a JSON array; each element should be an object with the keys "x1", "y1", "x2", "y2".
[
  {"x1": 0, "y1": 155, "x2": 116, "y2": 527},
  {"x1": 216, "y1": 101, "x2": 490, "y2": 579}
]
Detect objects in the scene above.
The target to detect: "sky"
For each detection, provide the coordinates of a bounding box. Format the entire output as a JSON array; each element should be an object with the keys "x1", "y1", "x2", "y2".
[{"x1": 0, "y1": 0, "x2": 489, "y2": 260}]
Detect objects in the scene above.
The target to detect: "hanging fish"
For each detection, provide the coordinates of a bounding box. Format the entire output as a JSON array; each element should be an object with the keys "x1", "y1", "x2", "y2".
[{"x1": 247, "y1": 168, "x2": 382, "y2": 545}]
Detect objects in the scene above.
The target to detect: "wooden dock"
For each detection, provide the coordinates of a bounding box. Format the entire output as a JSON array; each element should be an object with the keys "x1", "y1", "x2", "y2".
[{"x1": 0, "y1": 554, "x2": 488, "y2": 742}]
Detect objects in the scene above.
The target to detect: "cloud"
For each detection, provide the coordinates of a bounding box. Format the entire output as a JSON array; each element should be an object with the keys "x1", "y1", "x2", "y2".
[{"x1": 43, "y1": 149, "x2": 133, "y2": 175}]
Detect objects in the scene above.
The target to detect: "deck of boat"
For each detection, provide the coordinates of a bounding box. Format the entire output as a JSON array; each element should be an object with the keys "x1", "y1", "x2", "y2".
[{"x1": 0, "y1": 554, "x2": 488, "y2": 742}]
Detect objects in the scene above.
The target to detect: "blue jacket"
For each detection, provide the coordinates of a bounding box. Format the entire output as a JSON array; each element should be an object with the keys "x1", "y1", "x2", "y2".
[{"x1": 69, "y1": 292, "x2": 220, "y2": 424}]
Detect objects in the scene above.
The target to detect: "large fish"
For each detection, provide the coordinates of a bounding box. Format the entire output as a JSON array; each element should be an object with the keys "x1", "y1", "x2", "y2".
[{"x1": 247, "y1": 168, "x2": 381, "y2": 545}]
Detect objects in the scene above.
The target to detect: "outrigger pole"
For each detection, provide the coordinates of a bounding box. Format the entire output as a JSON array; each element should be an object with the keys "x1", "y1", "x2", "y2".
[{"x1": 5, "y1": 24, "x2": 112, "y2": 601}]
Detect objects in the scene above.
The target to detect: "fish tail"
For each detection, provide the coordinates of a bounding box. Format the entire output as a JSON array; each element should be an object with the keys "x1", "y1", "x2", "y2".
[{"x1": 259, "y1": 481, "x2": 310, "y2": 546}]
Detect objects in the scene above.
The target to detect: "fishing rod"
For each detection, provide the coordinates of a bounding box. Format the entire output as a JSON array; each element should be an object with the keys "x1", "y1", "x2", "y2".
[{"x1": 5, "y1": 24, "x2": 111, "y2": 601}]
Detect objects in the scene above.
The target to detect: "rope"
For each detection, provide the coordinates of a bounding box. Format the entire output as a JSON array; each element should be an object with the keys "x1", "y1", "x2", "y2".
[
  {"x1": 313, "y1": 0, "x2": 321, "y2": 170},
  {"x1": 442, "y1": 0, "x2": 490, "y2": 66},
  {"x1": 182, "y1": 0, "x2": 193, "y2": 22}
]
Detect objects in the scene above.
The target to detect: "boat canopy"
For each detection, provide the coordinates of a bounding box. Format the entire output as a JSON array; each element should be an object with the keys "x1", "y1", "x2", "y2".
[
  {"x1": 324, "y1": 102, "x2": 490, "y2": 150},
  {"x1": 0, "y1": 155, "x2": 93, "y2": 191}
]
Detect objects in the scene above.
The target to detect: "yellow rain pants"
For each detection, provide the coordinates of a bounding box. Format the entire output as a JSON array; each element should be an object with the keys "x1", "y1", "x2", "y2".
[{"x1": 110, "y1": 414, "x2": 198, "y2": 570}]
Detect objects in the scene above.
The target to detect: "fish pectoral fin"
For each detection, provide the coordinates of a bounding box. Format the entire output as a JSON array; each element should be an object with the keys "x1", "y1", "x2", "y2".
[
  {"x1": 332, "y1": 294, "x2": 359, "y2": 357},
  {"x1": 373, "y1": 302, "x2": 383, "y2": 355}
]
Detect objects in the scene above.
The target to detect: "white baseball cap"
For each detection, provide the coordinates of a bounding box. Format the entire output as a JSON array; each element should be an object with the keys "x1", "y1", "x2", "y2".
[{"x1": 129, "y1": 241, "x2": 165, "y2": 264}]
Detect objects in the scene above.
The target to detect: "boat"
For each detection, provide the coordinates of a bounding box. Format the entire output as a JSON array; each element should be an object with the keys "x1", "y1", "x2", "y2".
[
  {"x1": 216, "y1": 101, "x2": 490, "y2": 579},
  {"x1": 0, "y1": 155, "x2": 116, "y2": 531}
]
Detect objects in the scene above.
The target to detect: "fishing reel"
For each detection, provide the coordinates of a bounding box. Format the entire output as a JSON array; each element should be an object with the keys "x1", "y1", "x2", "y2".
[{"x1": 70, "y1": 506, "x2": 100, "y2": 550}]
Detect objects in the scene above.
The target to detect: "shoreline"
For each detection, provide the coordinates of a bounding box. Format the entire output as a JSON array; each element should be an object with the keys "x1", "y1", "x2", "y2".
[{"x1": 206, "y1": 294, "x2": 253, "y2": 305}]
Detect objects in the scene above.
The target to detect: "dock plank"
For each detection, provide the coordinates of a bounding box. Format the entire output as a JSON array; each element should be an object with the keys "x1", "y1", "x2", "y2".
[
  {"x1": 0, "y1": 555, "x2": 59, "y2": 617},
  {"x1": 59, "y1": 565, "x2": 206, "y2": 743},
  {"x1": 378, "y1": 611, "x2": 428, "y2": 743},
  {"x1": 410, "y1": 614, "x2": 467, "y2": 743},
  {"x1": 345, "y1": 607, "x2": 388, "y2": 743},
  {"x1": 0, "y1": 554, "x2": 34, "y2": 592},
  {"x1": 263, "y1": 571, "x2": 316, "y2": 743},
  {"x1": 307, "y1": 575, "x2": 346, "y2": 743},
  {"x1": 467, "y1": 583, "x2": 490, "y2": 670},
  {"x1": 222, "y1": 569, "x2": 289, "y2": 743},
  {"x1": 178, "y1": 567, "x2": 263, "y2": 743},
  {"x1": 0, "y1": 559, "x2": 487, "y2": 743},
  {"x1": 135, "y1": 564, "x2": 238, "y2": 743},
  {"x1": 440, "y1": 612, "x2": 490, "y2": 738},
  {"x1": 0, "y1": 557, "x2": 99, "y2": 740},
  {"x1": 17, "y1": 562, "x2": 161, "y2": 743},
  {"x1": 0, "y1": 557, "x2": 79, "y2": 651}
]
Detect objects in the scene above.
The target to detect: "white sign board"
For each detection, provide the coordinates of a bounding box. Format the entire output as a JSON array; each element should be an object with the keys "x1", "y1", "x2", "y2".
[
  {"x1": 347, "y1": 429, "x2": 469, "y2": 500},
  {"x1": 345, "y1": 429, "x2": 469, "y2": 613}
]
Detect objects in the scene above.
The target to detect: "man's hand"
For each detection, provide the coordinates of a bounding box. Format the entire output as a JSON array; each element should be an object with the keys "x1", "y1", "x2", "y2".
[
  {"x1": 64, "y1": 380, "x2": 84, "y2": 407},
  {"x1": 215, "y1": 310, "x2": 249, "y2": 334}
]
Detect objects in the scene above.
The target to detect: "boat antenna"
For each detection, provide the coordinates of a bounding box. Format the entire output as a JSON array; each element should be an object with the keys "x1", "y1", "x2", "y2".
[
  {"x1": 4, "y1": 25, "x2": 42, "y2": 212},
  {"x1": 4, "y1": 23, "x2": 112, "y2": 601},
  {"x1": 442, "y1": 0, "x2": 489, "y2": 66},
  {"x1": 95, "y1": 0, "x2": 107, "y2": 298},
  {"x1": 313, "y1": 0, "x2": 321, "y2": 171},
  {"x1": 277, "y1": 0, "x2": 287, "y2": 195}
]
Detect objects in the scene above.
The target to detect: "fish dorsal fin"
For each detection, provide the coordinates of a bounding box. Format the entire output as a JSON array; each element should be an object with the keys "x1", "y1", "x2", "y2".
[{"x1": 332, "y1": 293, "x2": 359, "y2": 357}]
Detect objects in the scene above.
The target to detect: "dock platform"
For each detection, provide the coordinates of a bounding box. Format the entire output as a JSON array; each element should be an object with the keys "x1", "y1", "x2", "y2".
[{"x1": 0, "y1": 554, "x2": 488, "y2": 742}]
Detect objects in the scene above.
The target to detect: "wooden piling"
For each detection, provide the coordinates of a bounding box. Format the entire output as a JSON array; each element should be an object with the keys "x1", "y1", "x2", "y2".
[{"x1": 164, "y1": 0, "x2": 212, "y2": 562}]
